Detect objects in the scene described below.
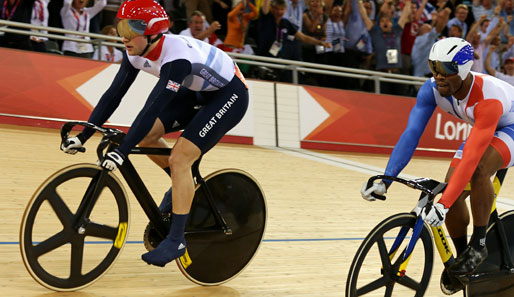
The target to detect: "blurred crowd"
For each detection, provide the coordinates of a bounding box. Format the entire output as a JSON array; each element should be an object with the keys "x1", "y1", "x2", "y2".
[{"x1": 3, "y1": 0, "x2": 514, "y2": 95}]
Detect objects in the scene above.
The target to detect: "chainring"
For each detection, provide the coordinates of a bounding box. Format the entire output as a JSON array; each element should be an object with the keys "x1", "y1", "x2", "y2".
[{"x1": 143, "y1": 215, "x2": 171, "y2": 252}]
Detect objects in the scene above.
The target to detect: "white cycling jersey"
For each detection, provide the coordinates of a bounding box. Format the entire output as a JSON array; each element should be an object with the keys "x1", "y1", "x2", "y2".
[{"x1": 126, "y1": 34, "x2": 236, "y2": 91}]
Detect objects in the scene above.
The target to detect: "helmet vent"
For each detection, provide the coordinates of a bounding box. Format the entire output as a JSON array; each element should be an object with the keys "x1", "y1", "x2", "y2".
[{"x1": 446, "y1": 45, "x2": 458, "y2": 55}]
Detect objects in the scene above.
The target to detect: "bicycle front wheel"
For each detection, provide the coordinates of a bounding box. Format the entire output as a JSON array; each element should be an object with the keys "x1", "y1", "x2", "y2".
[
  {"x1": 20, "y1": 164, "x2": 130, "y2": 291},
  {"x1": 177, "y1": 169, "x2": 267, "y2": 285},
  {"x1": 346, "y1": 213, "x2": 433, "y2": 297}
]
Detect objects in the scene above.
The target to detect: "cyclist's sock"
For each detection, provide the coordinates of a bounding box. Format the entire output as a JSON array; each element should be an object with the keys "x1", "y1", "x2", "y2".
[
  {"x1": 162, "y1": 166, "x2": 171, "y2": 176},
  {"x1": 158, "y1": 187, "x2": 172, "y2": 213},
  {"x1": 469, "y1": 225, "x2": 487, "y2": 251},
  {"x1": 141, "y1": 213, "x2": 189, "y2": 267},
  {"x1": 451, "y1": 235, "x2": 468, "y2": 257},
  {"x1": 169, "y1": 212, "x2": 188, "y2": 240}
]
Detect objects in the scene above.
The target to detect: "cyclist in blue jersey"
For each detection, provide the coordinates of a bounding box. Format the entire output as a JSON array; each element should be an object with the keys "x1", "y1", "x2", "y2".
[
  {"x1": 60, "y1": 0, "x2": 249, "y2": 267},
  {"x1": 361, "y1": 37, "x2": 514, "y2": 294}
]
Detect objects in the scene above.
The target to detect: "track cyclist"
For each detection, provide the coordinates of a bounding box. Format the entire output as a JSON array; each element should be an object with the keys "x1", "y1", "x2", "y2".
[
  {"x1": 60, "y1": 0, "x2": 249, "y2": 267},
  {"x1": 361, "y1": 37, "x2": 514, "y2": 294}
]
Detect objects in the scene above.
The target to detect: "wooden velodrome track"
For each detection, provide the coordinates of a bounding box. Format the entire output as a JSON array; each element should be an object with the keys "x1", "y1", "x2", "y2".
[{"x1": 2, "y1": 124, "x2": 514, "y2": 297}]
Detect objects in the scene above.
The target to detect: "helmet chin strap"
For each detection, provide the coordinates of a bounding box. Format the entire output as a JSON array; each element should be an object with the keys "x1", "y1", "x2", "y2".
[{"x1": 139, "y1": 33, "x2": 163, "y2": 57}]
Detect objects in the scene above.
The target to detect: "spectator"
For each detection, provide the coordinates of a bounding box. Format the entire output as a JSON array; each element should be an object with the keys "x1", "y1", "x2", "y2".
[
  {"x1": 467, "y1": 14, "x2": 490, "y2": 73},
  {"x1": 283, "y1": 0, "x2": 306, "y2": 60},
  {"x1": 302, "y1": 0, "x2": 328, "y2": 65},
  {"x1": 185, "y1": 0, "x2": 213, "y2": 23},
  {"x1": 343, "y1": 0, "x2": 373, "y2": 88},
  {"x1": 92, "y1": 25, "x2": 122, "y2": 63},
  {"x1": 360, "y1": 0, "x2": 411, "y2": 95},
  {"x1": 485, "y1": 44, "x2": 514, "y2": 85},
  {"x1": 502, "y1": 35, "x2": 514, "y2": 61},
  {"x1": 60, "y1": 0, "x2": 106, "y2": 58},
  {"x1": 324, "y1": 4, "x2": 348, "y2": 88},
  {"x1": 449, "y1": 23, "x2": 463, "y2": 37},
  {"x1": 0, "y1": 0, "x2": 36, "y2": 51},
  {"x1": 411, "y1": 8, "x2": 450, "y2": 77},
  {"x1": 500, "y1": 0, "x2": 514, "y2": 36},
  {"x1": 472, "y1": 0, "x2": 495, "y2": 21},
  {"x1": 212, "y1": 0, "x2": 231, "y2": 38},
  {"x1": 30, "y1": 0, "x2": 49, "y2": 52},
  {"x1": 180, "y1": 10, "x2": 223, "y2": 46},
  {"x1": 447, "y1": 4, "x2": 469, "y2": 38},
  {"x1": 223, "y1": 0, "x2": 257, "y2": 53},
  {"x1": 285, "y1": 0, "x2": 305, "y2": 31},
  {"x1": 255, "y1": 0, "x2": 330, "y2": 82},
  {"x1": 482, "y1": 16, "x2": 506, "y2": 72},
  {"x1": 401, "y1": 0, "x2": 429, "y2": 76}
]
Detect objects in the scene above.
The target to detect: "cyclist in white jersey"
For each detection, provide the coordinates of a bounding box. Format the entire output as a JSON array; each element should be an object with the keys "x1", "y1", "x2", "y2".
[
  {"x1": 60, "y1": 0, "x2": 249, "y2": 267},
  {"x1": 361, "y1": 37, "x2": 514, "y2": 294}
]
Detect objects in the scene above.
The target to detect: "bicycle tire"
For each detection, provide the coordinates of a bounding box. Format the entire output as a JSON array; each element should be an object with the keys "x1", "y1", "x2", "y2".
[
  {"x1": 20, "y1": 164, "x2": 130, "y2": 291},
  {"x1": 346, "y1": 213, "x2": 434, "y2": 297},
  {"x1": 465, "y1": 210, "x2": 514, "y2": 297},
  {"x1": 176, "y1": 169, "x2": 267, "y2": 285}
]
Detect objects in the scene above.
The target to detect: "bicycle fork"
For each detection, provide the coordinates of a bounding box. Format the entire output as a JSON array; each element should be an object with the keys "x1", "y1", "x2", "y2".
[{"x1": 385, "y1": 218, "x2": 455, "y2": 278}]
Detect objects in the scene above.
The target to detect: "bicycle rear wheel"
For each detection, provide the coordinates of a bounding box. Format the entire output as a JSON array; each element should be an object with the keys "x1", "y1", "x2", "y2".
[
  {"x1": 346, "y1": 213, "x2": 433, "y2": 297},
  {"x1": 20, "y1": 164, "x2": 130, "y2": 291},
  {"x1": 466, "y1": 210, "x2": 514, "y2": 297},
  {"x1": 176, "y1": 169, "x2": 267, "y2": 285}
]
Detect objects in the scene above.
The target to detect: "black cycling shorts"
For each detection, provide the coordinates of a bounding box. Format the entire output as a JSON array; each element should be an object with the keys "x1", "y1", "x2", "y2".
[{"x1": 158, "y1": 75, "x2": 249, "y2": 153}]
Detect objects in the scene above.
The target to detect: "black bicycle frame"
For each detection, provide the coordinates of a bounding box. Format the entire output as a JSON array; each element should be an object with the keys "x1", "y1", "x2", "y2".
[{"x1": 121, "y1": 146, "x2": 233, "y2": 237}]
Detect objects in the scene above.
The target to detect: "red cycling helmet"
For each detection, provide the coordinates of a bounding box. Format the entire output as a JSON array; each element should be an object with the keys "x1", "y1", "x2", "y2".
[{"x1": 116, "y1": 0, "x2": 169, "y2": 38}]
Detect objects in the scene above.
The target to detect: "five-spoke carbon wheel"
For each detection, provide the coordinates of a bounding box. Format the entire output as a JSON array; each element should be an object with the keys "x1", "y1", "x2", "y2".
[
  {"x1": 346, "y1": 213, "x2": 433, "y2": 297},
  {"x1": 20, "y1": 164, "x2": 130, "y2": 291}
]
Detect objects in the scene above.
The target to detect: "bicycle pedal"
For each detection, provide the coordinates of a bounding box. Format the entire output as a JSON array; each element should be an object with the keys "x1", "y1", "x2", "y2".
[
  {"x1": 179, "y1": 248, "x2": 192, "y2": 269},
  {"x1": 453, "y1": 274, "x2": 470, "y2": 286}
]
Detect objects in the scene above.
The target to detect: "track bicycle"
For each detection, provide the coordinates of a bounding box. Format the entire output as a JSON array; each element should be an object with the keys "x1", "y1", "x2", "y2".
[
  {"x1": 19, "y1": 121, "x2": 267, "y2": 291},
  {"x1": 346, "y1": 169, "x2": 514, "y2": 297}
]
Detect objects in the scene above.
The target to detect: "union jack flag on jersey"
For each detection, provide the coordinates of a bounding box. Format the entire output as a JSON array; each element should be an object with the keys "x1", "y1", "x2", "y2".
[{"x1": 166, "y1": 80, "x2": 180, "y2": 92}]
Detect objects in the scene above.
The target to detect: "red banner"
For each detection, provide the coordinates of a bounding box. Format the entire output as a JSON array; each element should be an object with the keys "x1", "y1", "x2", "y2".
[{"x1": 301, "y1": 86, "x2": 469, "y2": 157}]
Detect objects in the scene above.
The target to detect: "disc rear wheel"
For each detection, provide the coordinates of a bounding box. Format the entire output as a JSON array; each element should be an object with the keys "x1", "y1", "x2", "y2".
[{"x1": 177, "y1": 169, "x2": 267, "y2": 285}]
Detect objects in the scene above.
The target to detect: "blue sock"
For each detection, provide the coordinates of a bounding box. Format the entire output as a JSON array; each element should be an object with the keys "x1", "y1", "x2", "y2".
[
  {"x1": 169, "y1": 213, "x2": 188, "y2": 240},
  {"x1": 158, "y1": 187, "x2": 172, "y2": 213},
  {"x1": 141, "y1": 213, "x2": 188, "y2": 267}
]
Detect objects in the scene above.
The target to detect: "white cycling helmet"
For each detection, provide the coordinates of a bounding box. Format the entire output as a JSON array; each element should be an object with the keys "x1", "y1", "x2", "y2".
[{"x1": 428, "y1": 37, "x2": 474, "y2": 80}]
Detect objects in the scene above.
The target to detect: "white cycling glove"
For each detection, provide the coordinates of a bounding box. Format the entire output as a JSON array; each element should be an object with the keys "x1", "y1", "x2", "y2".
[
  {"x1": 61, "y1": 136, "x2": 83, "y2": 154},
  {"x1": 101, "y1": 149, "x2": 125, "y2": 171},
  {"x1": 361, "y1": 180, "x2": 387, "y2": 201},
  {"x1": 421, "y1": 202, "x2": 449, "y2": 227}
]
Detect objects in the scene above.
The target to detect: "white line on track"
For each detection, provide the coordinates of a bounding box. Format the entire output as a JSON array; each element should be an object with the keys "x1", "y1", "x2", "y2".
[{"x1": 267, "y1": 146, "x2": 514, "y2": 211}]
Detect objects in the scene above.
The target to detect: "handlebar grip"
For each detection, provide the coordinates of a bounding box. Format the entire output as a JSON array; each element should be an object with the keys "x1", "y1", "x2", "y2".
[
  {"x1": 365, "y1": 179, "x2": 387, "y2": 201},
  {"x1": 371, "y1": 192, "x2": 386, "y2": 201}
]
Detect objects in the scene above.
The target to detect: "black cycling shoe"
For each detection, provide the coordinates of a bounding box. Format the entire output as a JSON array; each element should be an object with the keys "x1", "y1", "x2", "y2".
[
  {"x1": 440, "y1": 267, "x2": 464, "y2": 295},
  {"x1": 159, "y1": 187, "x2": 172, "y2": 214},
  {"x1": 448, "y1": 245, "x2": 488, "y2": 276}
]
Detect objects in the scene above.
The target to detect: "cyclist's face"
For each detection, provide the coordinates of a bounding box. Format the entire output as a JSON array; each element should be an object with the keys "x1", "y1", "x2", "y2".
[
  {"x1": 121, "y1": 35, "x2": 147, "y2": 56},
  {"x1": 433, "y1": 72, "x2": 461, "y2": 97}
]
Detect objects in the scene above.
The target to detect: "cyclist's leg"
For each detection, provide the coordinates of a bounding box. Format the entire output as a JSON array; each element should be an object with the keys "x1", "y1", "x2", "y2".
[
  {"x1": 450, "y1": 128, "x2": 511, "y2": 276},
  {"x1": 140, "y1": 89, "x2": 200, "y2": 213},
  {"x1": 138, "y1": 118, "x2": 169, "y2": 169},
  {"x1": 444, "y1": 143, "x2": 471, "y2": 256},
  {"x1": 469, "y1": 145, "x2": 504, "y2": 227},
  {"x1": 138, "y1": 88, "x2": 198, "y2": 173},
  {"x1": 169, "y1": 75, "x2": 248, "y2": 214},
  {"x1": 142, "y1": 76, "x2": 248, "y2": 267},
  {"x1": 169, "y1": 137, "x2": 201, "y2": 215}
]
